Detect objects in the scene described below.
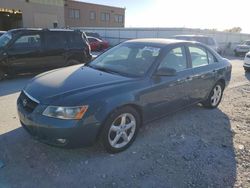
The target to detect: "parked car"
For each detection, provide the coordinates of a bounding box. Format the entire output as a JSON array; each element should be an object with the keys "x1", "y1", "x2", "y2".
[
  {"x1": 243, "y1": 51, "x2": 250, "y2": 71},
  {"x1": 86, "y1": 32, "x2": 102, "y2": 39},
  {"x1": 0, "y1": 28, "x2": 91, "y2": 80},
  {"x1": 173, "y1": 35, "x2": 222, "y2": 54},
  {"x1": 0, "y1": 31, "x2": 6, "y2": 37},
  {"x1": 87, "y1": 36, "x2": 109, "y2": 51},
  {"x1": 17, "y1": 39, "x2": 232, "y2": 153},
  {"x1": 234, "y1": 40, "x2": 250, "y2": 56}
]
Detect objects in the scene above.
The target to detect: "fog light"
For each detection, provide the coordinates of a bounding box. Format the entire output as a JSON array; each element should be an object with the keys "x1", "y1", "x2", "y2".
[{"x1": 57, "y1": 139, "x2": 67, "y2": 144}]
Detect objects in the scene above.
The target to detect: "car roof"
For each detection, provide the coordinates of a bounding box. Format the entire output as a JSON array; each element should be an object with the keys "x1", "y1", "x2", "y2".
[
  {"x1": 8, "y1": 28, "x2": 77, "y2": 33},
  {"x1": 124, "y1": 38, "x2": 198, "y2": 47},
  {"x1": 174, "y1": 35, "x2": 211, "y2": 38}
]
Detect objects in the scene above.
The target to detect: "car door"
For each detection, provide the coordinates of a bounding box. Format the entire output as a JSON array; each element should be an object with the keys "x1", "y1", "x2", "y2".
[
  {"x1": 144, "y1": 45, "x2": 194, "y2": 119},
  {"x1": 7, "y1": 32, "x2": 44, "y2": 72},
  {"x1": 43, "y1": 31, "x2": 68, "y2": 69},
  {"x1": 187, "y1": 45, "x2": 217, "y2": 101}
]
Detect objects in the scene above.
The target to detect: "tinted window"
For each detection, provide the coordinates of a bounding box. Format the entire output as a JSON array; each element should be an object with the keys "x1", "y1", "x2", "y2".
[
  {"x1": 13, "y1": 34, "x2": 41, "y2": 49},
  {"x1": 158, "y1": 47, "x2": 187, "y2": 72},
  {"x1": 189, "y1": 46, "x2": 208, "y2": 68},
  {"x1": 68, "y1": 32, "x2": 84, "y2": 49},
  {"x1": 207, "y1": 50, "x2": 217, "y2": 64},
  {"x1": 0, "y1": 32, "x2": 12, "y2": 48},
  {"x1": 45, "y1": 32, "x2": 67, "y2": 50}
]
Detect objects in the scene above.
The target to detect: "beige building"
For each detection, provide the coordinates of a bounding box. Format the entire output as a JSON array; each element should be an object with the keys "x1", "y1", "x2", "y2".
[
  {"x1": 64, "y1": 0, "x2": 125, "y2": 28},
  {"x1": 0, "y1": 0, "x2": 65, "y2": 30},
  {"x1": 0, "y1": 0, "x2": 125, "y2": 31}
]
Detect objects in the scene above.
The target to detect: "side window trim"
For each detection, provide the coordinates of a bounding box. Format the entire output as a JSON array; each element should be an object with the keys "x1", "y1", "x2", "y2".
[
  {"x1": 187, "y1": 44, "x2": 209, "y2": 68},
  {"x1": 157, "y1": 45, "x2": 189, "y2": 73},
  {"x1": 11, "y1": 32, "x2": 42, "y2": 50}
]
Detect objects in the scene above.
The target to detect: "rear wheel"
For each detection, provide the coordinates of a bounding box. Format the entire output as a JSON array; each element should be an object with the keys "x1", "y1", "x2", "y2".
[
  {"x1": 101, "y1": 106, "x2": 141, "y2": 153},
  {"x1": 67, "y1": 59, "x2": 81, "y2": 66},
  {"x1": 202, "y1": 82, "x2": 224, "y2": 108},
  {"x1": 0, "y1": 69, "x2": 5, "y2": 81}
]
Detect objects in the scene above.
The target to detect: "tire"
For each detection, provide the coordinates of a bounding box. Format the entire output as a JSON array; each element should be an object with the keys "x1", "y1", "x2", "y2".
[
  {"x1": 67, "y1": 59, "x2": 81, "y2": 66},
  {"x1": 202, "y1": 82, "x2": 224, "y2": 109},
  {"x1": 244, "y1": 67, "x2": 250, "y2": 72},
  {"x1": 101, "y1": 106, "x2": 141, "y2": 153},
  {"x1": 0, "y1": 69, "x2": 5, "y2": 81}
]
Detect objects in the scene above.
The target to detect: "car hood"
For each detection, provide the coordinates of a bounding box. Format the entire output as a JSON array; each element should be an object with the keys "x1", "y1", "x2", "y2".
[{"x1": 24, "y1": 65, "x2": 133, "y2": 104}]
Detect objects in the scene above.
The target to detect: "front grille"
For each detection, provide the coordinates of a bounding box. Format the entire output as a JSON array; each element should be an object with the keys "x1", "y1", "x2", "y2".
[{"x1": 18, "y1": 91, "x2": 39, "y2": 113}]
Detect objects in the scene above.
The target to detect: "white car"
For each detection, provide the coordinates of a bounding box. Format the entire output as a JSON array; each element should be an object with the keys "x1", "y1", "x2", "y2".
[
  {"x1": 234, "y1": 40, "x2": 250, "y2": 56},
  {"x1": 243, "y1": 51, "x2": 250, "y2": 71}
]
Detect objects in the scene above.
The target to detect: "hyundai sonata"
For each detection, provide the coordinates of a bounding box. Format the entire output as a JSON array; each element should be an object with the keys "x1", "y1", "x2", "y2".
[{"x1": 17, "y1": 39, "x2": 232, "y2": 153}]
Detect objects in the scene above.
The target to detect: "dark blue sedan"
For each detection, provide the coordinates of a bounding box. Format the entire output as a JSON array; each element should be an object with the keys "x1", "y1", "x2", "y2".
[{"x1": 17, "y1": 39, "x2": 232, "y2": 153}]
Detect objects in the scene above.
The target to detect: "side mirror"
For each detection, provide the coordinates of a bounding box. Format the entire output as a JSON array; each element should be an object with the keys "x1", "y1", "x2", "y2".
[{"x1": 155, "y1": 67, "x2": 177, "y2": 76}]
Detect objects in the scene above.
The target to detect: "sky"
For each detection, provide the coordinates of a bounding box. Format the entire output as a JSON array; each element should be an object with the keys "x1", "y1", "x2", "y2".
[{"x1": 80, "y1": 0, "x2": 250, "y2": 33}]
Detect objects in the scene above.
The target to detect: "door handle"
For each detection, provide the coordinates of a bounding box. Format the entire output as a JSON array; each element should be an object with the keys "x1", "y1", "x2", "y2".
[{"x1": 186, "y1": 76, "x2": 193, "y2": 81}]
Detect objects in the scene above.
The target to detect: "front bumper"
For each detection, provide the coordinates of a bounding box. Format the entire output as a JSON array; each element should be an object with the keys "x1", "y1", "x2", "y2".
[
  {"x1": 243, "y1": 63, "x2": 250, "y2": 69},
  {"x1": 17, "y1": 100, "x2": 101, "y2": 147}
]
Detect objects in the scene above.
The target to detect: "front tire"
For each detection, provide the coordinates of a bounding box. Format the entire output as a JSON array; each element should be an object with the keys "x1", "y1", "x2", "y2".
[
  {"x1": 101, "y1": 106, "x2": 141, "y2": 153},
  {"x1": 202, "y1": 82, "x2": 224, "y2": 109}
]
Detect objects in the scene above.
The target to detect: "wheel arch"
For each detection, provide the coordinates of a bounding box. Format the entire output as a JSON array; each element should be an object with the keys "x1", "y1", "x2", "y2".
[{"x1": 95, "y1": 102, "x2": 144, "y2": 141}]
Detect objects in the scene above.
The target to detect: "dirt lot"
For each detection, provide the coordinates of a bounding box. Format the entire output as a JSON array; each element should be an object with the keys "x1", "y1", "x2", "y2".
[{"x1": 0, "y1": 57, "x2": 249, "y2": 188}]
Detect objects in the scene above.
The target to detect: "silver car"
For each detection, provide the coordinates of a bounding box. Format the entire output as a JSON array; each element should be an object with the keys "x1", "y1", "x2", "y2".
[
  {"x1": 234, "y1": 40, "x2": 250, "y2": 56},
  {"x1": 174, "y1": 35, "x2": 221, "y2": 54}
]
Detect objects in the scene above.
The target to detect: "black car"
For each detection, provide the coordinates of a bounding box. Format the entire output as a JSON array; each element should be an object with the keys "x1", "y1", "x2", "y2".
[
  {"x1": 0, "y1": 28, "x2": 92, "y2": 80},
  {"x1": 17, "y1": 39, "x2": 232, "y2": 153}
]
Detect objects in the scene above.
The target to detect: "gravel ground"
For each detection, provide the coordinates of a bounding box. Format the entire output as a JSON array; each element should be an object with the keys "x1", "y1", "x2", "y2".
[{"x1": 0, "y1": 57, "x2": 249, "y2": 188}]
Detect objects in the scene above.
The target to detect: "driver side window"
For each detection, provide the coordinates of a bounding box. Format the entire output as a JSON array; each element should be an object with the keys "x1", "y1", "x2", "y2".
[
  {"x1": 158, "y1": 46, "x2": 187, "y2": 72},
  {"x1": 12, "y1": 34, "x2": 41, "y2": 50}
]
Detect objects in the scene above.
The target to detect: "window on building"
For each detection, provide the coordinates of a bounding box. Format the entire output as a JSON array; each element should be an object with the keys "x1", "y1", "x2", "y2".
[
  {"x1": 69, "y1": 9, "x2": 80, "y2": 19},
  {"x1": 118, "y1": 15, "x2": 123, "y2": 23},
  {"x1": 114, "y1": 15, "x2": 119, "y2": 23},
  {"x1": 101, "y1": 12, "x2": 106, "y2": 21},
  {"x1": 100, "y1": 12, "x2": 110, "y2": 22},
  {"x1": 90, "y1": 11, "x2": 96, "y2": 20},
  {"x1": 115, "y1": 14, "x2": 124, "y2": 23}
]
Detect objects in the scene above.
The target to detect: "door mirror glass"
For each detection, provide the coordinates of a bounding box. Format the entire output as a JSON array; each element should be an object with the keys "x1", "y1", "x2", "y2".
[{"x1": 156, "y1": 67, "x2": 177, "y2": 76}]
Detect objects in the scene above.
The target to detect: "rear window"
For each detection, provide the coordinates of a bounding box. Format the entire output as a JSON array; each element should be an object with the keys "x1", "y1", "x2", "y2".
[
  {"x1": 45, "y1": 32, "x2": 67, "y2": 49},
  {"x1": 68, "y1": 32, "x2": 84, "y2": 49},
  {"x1": 194, "y1": 37, "x2": 215, "y2": 46}
]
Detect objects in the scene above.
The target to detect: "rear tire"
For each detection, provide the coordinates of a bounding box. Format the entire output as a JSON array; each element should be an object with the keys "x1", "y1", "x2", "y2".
[
  {"x1": 67, "y1": 59, "x2": 81, "y2": 66},
  {"x1": 101, "y1": 106, "x2": 141, "y2": 153},
  {"x1": 0, "y1": 69, "x2": 5, "y2": 81},
  {"x1": 202, "y1": 82, "x2": 224, "y2": 109}
]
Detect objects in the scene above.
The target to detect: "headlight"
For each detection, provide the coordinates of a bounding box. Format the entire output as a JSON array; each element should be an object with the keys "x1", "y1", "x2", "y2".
[{"x1": 42, "y1": 106, "x2": 88, "y2": 120}]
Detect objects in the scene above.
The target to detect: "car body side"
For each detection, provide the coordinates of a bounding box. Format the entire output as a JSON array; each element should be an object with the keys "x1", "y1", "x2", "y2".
[{"x1": 18, "y1": 41, "x2": 231, "y2": 146}]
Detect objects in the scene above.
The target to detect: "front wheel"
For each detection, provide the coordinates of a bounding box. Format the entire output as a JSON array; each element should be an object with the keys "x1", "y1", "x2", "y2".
[
  {"x1": 101, "y1": 106, "x2": 141, "y2": 153},
  {"x1": 202, "y1": 82, "x2": 224, "y2": 108}
]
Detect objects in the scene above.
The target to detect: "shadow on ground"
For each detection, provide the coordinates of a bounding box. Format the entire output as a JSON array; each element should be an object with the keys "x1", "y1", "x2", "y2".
[
  {"x1": 0, "y1": 75, "x2": 33, "y2": 97},
  {"x1": 0, "y1": 105, "x2": 236, "y2": 188}
]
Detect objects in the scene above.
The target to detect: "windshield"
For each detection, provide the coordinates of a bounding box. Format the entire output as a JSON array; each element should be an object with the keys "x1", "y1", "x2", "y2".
[
  {"x1": 0, "y1": 32, "x2": 12, "y2": 48},
  {"x1": 244, "y1": 41, "x2": 250, "y2": 45},
  {"x1": 88, "y1": 43, "x2": 162, "y2": 77}
]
